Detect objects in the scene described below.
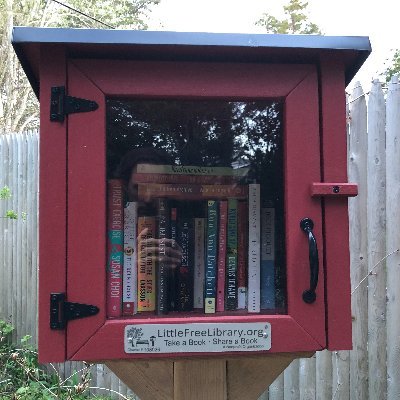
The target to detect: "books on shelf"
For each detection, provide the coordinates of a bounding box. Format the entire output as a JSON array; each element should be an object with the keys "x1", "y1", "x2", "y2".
[
  {"x1": 106, "y1": 164, "x2": 278, "y2": 318},
  {"x1": 106, "y1": 179, "x2": 124, "y2": 318}
]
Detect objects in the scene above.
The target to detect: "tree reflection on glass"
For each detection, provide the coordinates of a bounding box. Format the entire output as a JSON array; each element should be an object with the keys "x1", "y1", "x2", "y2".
[{"x1": 107, "y1": 98, "x2": 286, "y2": 312}]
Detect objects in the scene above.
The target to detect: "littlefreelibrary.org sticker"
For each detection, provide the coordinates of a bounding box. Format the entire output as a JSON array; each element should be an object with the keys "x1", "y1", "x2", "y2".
[{"x1": 124, "y1": 322, "x2": 271, "y2": 354}]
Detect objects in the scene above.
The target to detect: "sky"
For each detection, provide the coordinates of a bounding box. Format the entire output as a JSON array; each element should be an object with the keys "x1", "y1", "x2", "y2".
[{"x1": 147, "y1": 0, "x2": 400, "y2": 90}]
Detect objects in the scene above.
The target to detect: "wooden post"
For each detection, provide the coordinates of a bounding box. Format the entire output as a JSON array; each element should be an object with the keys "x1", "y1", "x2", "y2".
[{"x1": 106, "y1": 353, "x2": 313, "y2": 400}]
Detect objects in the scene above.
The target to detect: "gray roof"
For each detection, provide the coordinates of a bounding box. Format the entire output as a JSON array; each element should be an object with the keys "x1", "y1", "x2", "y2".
[{"x1": 12, "y1": 27, "x2": 371, "y2": 97}]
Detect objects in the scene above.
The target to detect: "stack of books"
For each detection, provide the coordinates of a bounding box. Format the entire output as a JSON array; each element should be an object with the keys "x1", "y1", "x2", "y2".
[{"x1": 106, "y1": 164, "x2": 276, "y2": 318}]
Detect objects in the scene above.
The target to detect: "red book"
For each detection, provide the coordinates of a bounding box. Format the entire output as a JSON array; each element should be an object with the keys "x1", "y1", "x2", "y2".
[
  {"x1": 217, "y1": 201, "x2": 228, "y2": 312},
  {"x1": 132, "y1": 172, "x2": 242, "y2": 185},
  {"x1": 138, "y1": 183, "x2": 247, "y2": 201},
  {"x1": 237, "y1": 201, "x2": 248, "y2": 309},
  {"x1": 106, "y1": 179, "x2": 124, "y2": 318}
]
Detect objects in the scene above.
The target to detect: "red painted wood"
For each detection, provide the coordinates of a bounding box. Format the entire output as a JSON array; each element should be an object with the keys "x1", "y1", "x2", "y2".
[
  {"x1": 64, "y1": 61, "x2": 326, "y2": 360},
  {"x1": 38, "y1": 45, "x2": 67, "y2": 363},
  {"x1": 319, "y1": 54, "x2": 352, "y2": 350},
  {"x1": 284, "y1": 70, "x2": 326, "y2": 348},
  {"x1": 311, "y1": 183, "x2": 358, "y2": 197},
  {"x1": 66, "y1": 62, "x2": 106, "y2": 359},
  {"x1": 72, "y1": 60, "x2": 314, "y2": 98},
  {"x1": 71, "y1": 315, "x2": 324, "y2": 361}
]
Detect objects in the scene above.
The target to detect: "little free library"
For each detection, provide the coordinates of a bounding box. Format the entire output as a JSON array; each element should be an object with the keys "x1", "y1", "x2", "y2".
[{"x1": 13, "y1": 26, "x2": 370, "y2": 400}]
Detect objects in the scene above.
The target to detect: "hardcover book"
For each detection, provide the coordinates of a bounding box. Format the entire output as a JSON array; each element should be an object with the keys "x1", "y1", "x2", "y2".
[
  {"x1": 176, "y1": 217, "x2": 194, "y2": 312},
  {"x1": 138, "y1": 183, "x2": 248, "y2": 201},
  {"x1": 205, "y1": 200, "x2": 218, "y2": 314},
  {"x1": 261, "y1": 207, "x2": 276, "y2": 309},
  {"x1": 169, "y1": 207, "x2": 177, "y2": 311},
  {"x1": 225, "y1": 198, "x2": 238, "y2": 311},
  {"x1": 156, "y1": 198, "x2": 170, "y2": 315},
  {"x1": 216, "y1": 201, "x2": 227, "y2": 312},
  {"x1": 137, "y1": 216, "x2": 156, "y2": 312},
  {"x1": 248, "y1": 184, "x2": 261, "y2": 313},
  {"x1": 132, "y1": 172, "x2": 243, "y2": 185},
  {"x1": 194, "y1": 218, "x2": 206, "y2": 309},
  {"x1": 136, "y1": 163, "x2": 249, "y2": 177},
  {"x1": 106, "y1": 179, "x2": 124, "y2": 318},
  {"x1": 237, "y1": 201, "x2": 248, "y2": 309},
  {"x1": 123, "y1": 201, "x2": 138, "y2": 316}
]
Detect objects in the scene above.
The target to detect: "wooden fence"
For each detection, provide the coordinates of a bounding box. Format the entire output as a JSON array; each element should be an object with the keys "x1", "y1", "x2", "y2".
[{"x1": 0, "y1": 77, "x2": 399, "y2": 399}]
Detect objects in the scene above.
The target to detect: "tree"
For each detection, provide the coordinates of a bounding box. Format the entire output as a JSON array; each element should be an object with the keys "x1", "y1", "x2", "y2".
[
  {"x1": 382, "y1": 50, "x2": 400, "y2": 82},
  {"x1": 255, "y1": 0, "x2": 321, "y2": 34},
  {"x1": 0, "y1": 0, "x2": 160, "y2": 134}
]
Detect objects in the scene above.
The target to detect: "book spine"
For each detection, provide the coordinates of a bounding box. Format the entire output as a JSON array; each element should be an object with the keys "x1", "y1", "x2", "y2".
[
  {"x1": 123, "y1": 201, "x2": 138, "y2": 316},
  {"x1": 194, "y1": 218, "x2": 206, "y2": 309},
  {"x1": 205, "y1": 200, "x2": 218, "y2": 314},
  {"x1": 176, "y1": 217, "x2": 194, "y2": 311},
  {"x1": 237, "y1": 201, "x2": 248, "y2": 309},
  {"x1": 225, "y1": 198, "x2": 238, "y2": 311},
  {"x1": 132, "y1": 172, "x2": 242, "y2": 185},
  {"x1": 169, "y1": 207, "x2": 177, "y2": 311},
  {"x1": 106, "y1": 179, "x2": 124, "y2": 318},
  {"x1": 261, "y1": 207, "x2": 276, "y2": 309},
  {"x1": 216, "y1": 201, "x2": 228, "y2": 312},
  {"x1": 137, "y1": 216, "x2": 156, "y2": 312},
  {"x1": 248, "y1": 184, "x2": 261, "y2": 313},
  {"x1": 156, "y1": 199, "x2": 170, "y2": 315},
  {"x1": 138, "y1": 183, "x2": 248, "y2": 201},
  {"x1": 136, "y1": 163, "x2": 249, "y2": 177}
]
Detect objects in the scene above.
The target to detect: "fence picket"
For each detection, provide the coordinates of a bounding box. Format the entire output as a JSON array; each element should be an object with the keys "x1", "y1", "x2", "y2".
[
  {"x1": 348, "y1": 82, "x2": 369, "y2": 400},
  {"x1": 367, "y1": 79, "x2": 387, "y2": 399},
  {"x1": 386, "y1": 75, "x2": 400, "y2": 400}
]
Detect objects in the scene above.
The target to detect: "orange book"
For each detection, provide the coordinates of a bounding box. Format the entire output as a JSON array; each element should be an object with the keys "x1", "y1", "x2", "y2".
[{"x1": 137, "y1": 216, "x2": 156, "y2": 312}]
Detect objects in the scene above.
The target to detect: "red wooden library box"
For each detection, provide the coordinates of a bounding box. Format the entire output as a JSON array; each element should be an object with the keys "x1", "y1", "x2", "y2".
[{"x1": 12, "y1": 27, "x2": 370, "y2": 363}]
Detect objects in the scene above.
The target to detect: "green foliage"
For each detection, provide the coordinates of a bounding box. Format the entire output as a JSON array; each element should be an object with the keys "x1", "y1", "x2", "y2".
[
  {"x1": 52, "y1": 0, "x2": 160, "y2": 29},
  {"x1": 256, "y1": 0, "x2": 322, "y2": 34},
  {"x1": 1, "y1": 186, "x2": 24, "y2": 220},
  {"x1": 382, "y1": 49, "x2": 400, "y2": 83},
  {"x1": 0, "y1": 320, "x2": 119, "y2": 399}
]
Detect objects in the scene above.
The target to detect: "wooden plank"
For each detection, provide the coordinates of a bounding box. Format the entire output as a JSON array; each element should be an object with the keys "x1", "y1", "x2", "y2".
[
  {"x1": 316, "y1": 350, "x2": 332, "y2": 399},
  {"x1": 38, "y1": 44, "x2": 68, "y2": 363},
  {"x1": 386, "y1": 75, "x2": 400, "y2": 400},
  {"x1": 227, "y1": 353, "x2": 312, "y2": 400},
  {"x1": 283, "y1": 359, "x2": 299, "y2": 400},
  {"x1": 268, "y1": 373, "x2": 283, "y2": 400},
  {"x1": 367, "y1": 79, "x2": 387, "y2": 399},
  {"x1": 332, "y1": 350, "x2": 350, "y2": 400},
  {"x1": 106, "y1": 360, "x2": 173, "y2": 400},
  {"x1": 299, "y1": 356, "x2": 315, "y2": 400},
  {"x1": 319, "y1": 54, "x2": 352, "y2": 349},
  {"x1": 348, "y1": 82, "x2": 368, "y2": 400},
  {"x1": 174, "y1": 359, "x2": 226, "y2": 400}
]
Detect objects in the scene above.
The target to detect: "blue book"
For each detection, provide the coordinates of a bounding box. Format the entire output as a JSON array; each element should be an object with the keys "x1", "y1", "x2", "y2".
[{"x1": 205, "y1": 200, "x2": 218, "y2": 313}]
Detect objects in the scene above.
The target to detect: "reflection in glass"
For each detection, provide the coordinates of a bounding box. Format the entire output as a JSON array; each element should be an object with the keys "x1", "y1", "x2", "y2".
[{"x1": 106, "y1": 99, "x2": 286, "y2": 314}]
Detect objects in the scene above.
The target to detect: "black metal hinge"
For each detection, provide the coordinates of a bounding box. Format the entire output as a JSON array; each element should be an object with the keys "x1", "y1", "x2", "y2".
[
  {"x1": 50, "y1": 293, "x2": 99, "y2": 330},
  {"x1": 50, "y1": 86, "x2": 98, "y2": 122}
]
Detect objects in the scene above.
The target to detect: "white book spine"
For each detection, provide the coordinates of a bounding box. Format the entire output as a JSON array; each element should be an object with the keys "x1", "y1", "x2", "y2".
[
  {"x1": 123, "y1": 202, "x2": 138, "y2": 315},
  {"x1": 194, "y1": 218, "x2": 206, "y2": 308},
  {"x1": 248, "y1": 184, "x2": 261, "y2": 313}
]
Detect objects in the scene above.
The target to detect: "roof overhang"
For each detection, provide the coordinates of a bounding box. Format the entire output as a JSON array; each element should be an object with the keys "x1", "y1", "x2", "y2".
[{"x1": 12, "y1": 27, "x2": 372, "y2": 98}]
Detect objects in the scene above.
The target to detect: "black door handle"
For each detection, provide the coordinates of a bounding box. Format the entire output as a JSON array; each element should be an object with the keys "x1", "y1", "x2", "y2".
[{"x1": 300, "y1": 218, "x2": 319, "y2": 304}]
